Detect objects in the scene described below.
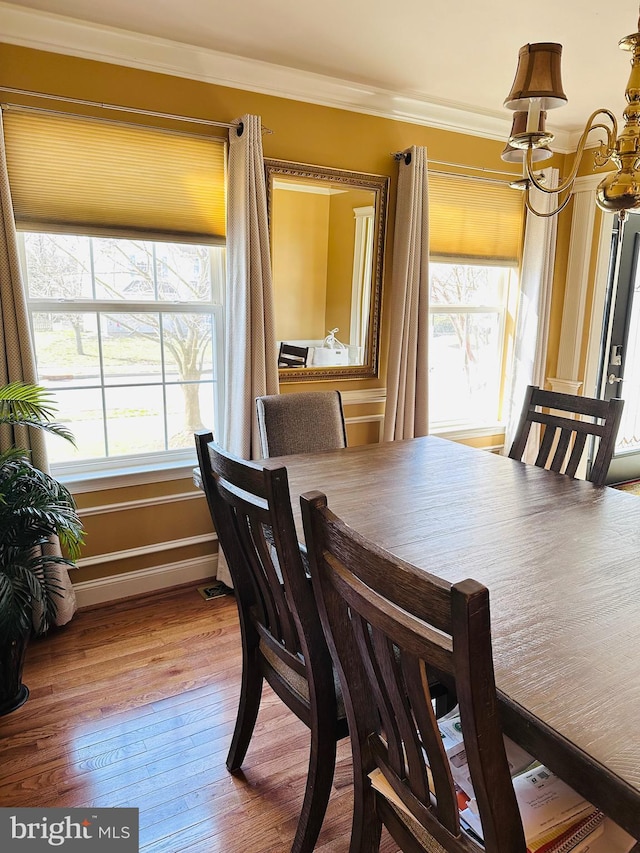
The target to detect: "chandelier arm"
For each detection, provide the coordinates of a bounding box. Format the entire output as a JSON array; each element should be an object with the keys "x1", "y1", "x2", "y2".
[
  {"x1": 524, "y1": 187, "x2": 574, "y2": 218},
  {"x1": 524, "y1": 108, "x2": 618, "y2": 195}
]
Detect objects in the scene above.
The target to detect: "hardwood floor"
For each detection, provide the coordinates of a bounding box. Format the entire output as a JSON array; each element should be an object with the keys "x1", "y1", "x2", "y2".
[{"x1": 0, "y1": 585, "x2": 399, "y2": 853}]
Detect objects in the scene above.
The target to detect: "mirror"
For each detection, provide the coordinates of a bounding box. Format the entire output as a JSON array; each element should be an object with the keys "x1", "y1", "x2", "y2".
[{"x1": 265, "y1": 159, "x2": 388, "y2": 381}]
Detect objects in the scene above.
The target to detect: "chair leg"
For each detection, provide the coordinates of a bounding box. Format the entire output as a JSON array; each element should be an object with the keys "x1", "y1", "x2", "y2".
[
  {"x1": 226, "y1": 645, "x2": 263, "y2": 773},
  {"x1": 291, "y1": 713, "x2": 337, "y2": 853}
]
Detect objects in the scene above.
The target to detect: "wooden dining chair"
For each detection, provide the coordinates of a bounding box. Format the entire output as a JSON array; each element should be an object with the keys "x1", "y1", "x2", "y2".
[
  {"x1": 194, "y1": 431, "x2": 350, "y2": 853},
  {"x1": 255, "y1": 390, "x2": 347, "y2": 458},
  {"x1": 508, "y1": 384, "x2": 624, "y2": 487},
  {"x1": 301, "y1": 490, "x2": 528, "y2": 853}
]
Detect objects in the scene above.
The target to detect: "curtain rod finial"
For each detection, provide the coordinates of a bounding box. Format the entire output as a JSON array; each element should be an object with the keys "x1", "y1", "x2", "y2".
[{"x1": 391, "y1": 149, "x2": 412, "y2": 165}]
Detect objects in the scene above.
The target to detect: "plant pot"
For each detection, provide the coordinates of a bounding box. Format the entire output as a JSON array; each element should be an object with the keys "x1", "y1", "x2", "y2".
[{"x1": 0, "y1": 630, "x2": 30, "y2": 716}]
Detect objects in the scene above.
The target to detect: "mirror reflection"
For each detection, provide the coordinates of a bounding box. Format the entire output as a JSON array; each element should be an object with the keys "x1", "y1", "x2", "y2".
[{"x1": 265, "y1": 160, "x2": 388, "y2": 380}]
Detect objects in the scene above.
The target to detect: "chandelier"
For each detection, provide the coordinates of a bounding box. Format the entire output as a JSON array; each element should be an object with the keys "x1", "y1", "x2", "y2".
[{"x1": 502, "y1": 11, "x2": 640, "y2": 219}]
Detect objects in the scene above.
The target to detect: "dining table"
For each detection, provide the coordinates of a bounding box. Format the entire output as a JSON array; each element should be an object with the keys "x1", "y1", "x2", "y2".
[{"x1": 265, "y1": 434, "x2": 640, "y2": 842}]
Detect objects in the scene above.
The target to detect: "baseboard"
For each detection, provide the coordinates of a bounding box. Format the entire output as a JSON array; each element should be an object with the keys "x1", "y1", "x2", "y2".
[{"x1": 73, "y1": 554, "x2": 218, "y2": 608}]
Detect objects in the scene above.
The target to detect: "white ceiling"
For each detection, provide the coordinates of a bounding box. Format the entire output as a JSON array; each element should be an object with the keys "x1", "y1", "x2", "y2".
[{"x1": 1, "y1": 0, "x2": 639, "y2": 151}]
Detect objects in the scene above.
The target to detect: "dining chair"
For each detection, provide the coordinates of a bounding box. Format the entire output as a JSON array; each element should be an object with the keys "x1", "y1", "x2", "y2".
[
  {"x1": 300, "y1": 489, "x2": 528, "y2": 853},
  {"x1": 255, "y1": 390, "x2": 347, "y2": 458},
  {"x1": 508, "y1": 384, "x2": 624, "y2": 487},
  {"x1": 278, "y1": 342, "x2": 310, "y2": 368},
  {"x1": 194, "y1": 431, "x2": 350, "y2": 853}
]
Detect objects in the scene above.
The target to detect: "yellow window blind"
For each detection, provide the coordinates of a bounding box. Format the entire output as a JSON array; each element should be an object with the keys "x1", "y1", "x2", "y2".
[
  {"x1": 429, "y1": 172, "x2": 524, "y2": 263},
  {"x1": 3, "y1": 108, "x2": 227, "y2": 244}
]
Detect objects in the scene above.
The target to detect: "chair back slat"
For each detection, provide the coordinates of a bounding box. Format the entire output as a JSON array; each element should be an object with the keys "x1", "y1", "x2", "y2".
[
  {"x1": 350, "y1": 616, "x2": 405, "y2": 775},
  {"x1": 302, "y1": 491, "x2": 527, "y2": 853},
  {"x1": 534, "y1": 410, "x2": 607, "y2": 436},
  {"x1": 509, "y1": 385, "x2": 623, "y2": 486},
  {"x1": 564, "y1": 432, "x2": 588, "y2": 478},
  {"x1": 535, "y1": 423, "x2": 558, "y2": 468},
  {"x1": 403, "y1": 655, "x2": 460, "y2": 834},
  {"x1": 549, "y1": 427, "x2": 572, "y2": 473}
]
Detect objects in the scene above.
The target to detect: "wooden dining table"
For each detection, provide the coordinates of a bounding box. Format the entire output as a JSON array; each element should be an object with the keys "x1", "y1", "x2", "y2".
[{"x1": 267, "y1": 434, "x2": 640, "y2": 841}]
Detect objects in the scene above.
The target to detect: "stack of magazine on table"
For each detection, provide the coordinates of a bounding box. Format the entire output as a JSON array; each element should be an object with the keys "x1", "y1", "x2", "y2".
[
  {"x1": 438, "y1": 707, "x2": 604, "y2": 853},
  {"x1": 369, "y1": 706, "x2": 636, "y2": 853}
]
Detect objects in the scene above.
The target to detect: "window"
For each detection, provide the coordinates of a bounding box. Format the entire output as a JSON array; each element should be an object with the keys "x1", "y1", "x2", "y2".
[
  {"x1": 429, "y1": 261, "x2": 516, "y2": 428},
  {"x1": 3, "y1": 106, "x2": 228, "y2": 478},
  {"x1": 19, "y1": 234, "x2": 225, "y2": 472},
  {"x1": 428, "y1": 173, "x2": 524, "y2": 431}
]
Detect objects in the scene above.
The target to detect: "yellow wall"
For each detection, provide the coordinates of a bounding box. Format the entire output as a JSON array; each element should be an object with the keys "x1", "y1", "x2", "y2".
[
  {"x1": 272, "y1": 189, "x2": 330, "y2": 341},
  {"x1": 0, "y1": 42, "x2": 572, "y2": 590}
]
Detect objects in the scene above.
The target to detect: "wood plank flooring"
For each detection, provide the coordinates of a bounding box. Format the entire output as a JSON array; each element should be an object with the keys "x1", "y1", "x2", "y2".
[{"x1": 0, "y1": 585, "x2": 398, "y2": 853}]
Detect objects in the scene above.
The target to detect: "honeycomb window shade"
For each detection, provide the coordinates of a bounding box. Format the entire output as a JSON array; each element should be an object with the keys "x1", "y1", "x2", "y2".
[
  {"x1": 2, "y1": 108, "x2": 227, "y2": 245},
  {"x1": 429, "y1": 172, "x2": 524, "y2": 263}
]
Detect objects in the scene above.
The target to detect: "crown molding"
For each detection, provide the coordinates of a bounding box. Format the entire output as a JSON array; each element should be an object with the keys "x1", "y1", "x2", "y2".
[{"x1": 0, "y1": 1, "x2": 571, "y2": 147}]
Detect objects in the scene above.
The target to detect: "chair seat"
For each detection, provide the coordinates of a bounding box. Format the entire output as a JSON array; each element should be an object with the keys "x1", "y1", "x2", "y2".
[{"x1": 259, "y1": 637, "x2": 347, "y2": 719}]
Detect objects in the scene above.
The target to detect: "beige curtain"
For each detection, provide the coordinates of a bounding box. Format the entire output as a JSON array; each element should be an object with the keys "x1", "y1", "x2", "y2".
[
  {"x1": 223, "y1": 114, "x2": 279, "y2": 460},
  {"x1": 0, "y1": 110, "x2": 77, "y2": 626},
  {"x1": 503, "y1": 167, "x2": 559, "y2": 461},
  {"x1": 219, "y1": 115, "x2": 279, "y2": 587},
  {"x1": 383, "y1": 146, "x2": 430, "y2": 441}
]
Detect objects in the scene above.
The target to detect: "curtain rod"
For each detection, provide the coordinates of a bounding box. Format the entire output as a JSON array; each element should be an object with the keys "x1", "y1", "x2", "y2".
[
  {"x1": 392, "y1": 149, "x2": 519, "y2": 179},
  {"x1": 0, "y1": 86, "x2": 273, "y2": 134},
  {"x1": 429, "y1": 169, "x2": 515, "y2": 187}
]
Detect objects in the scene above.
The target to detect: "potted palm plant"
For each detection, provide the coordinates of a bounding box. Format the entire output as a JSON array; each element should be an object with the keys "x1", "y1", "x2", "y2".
[{"x1": 0, "y1": 382, "x2": 84, "y2": 715}]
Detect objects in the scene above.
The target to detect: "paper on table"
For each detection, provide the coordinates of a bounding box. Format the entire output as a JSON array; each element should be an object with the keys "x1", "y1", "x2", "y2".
[
  {"x1": 526, "y1": 812, "x2": 604, "y2": 853},
  {"x1": 452, "y1": 812, "x2": 636, "y2": 853},
  {"x1": 513, "y1": 765, "x2": 596, "y2": 843},
  {"x1": 370, "y1": 769, "x2": 627, "y2": 853},
  {"x1": 579, "y1": 818, "x2": 637, "y2": 853},
  {"x1": 369, "y1": 768, "x2": 414, "y2": 818},
  {"x1": 438, "y1": 706, "x2": 534, "y2": 782}
]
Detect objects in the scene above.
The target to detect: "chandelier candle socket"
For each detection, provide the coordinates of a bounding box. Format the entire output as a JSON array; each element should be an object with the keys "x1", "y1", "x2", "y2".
[
  {"x1": 503, "y1": 9, "x2": 640, "y2": 219},
  {"x1": 501, "y1": 111, "x2": 553, "y2": 163}
]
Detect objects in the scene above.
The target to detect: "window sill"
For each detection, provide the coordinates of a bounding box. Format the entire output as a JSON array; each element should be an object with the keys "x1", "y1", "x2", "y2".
[
  {"x1": 53, "y1": 451, "x2": 198, "y2": 494},
  {"x1": 430, "y1": 423, "x2": 505, "y2": 443}
]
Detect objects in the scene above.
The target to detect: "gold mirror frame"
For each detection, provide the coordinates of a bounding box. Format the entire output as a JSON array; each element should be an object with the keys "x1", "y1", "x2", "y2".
[{"x1": 265, "y1": 159, "x2": 388, "y2": 382}]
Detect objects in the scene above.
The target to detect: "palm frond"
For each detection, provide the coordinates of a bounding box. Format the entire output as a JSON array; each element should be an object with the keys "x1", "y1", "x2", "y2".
[{"x1": 0, "y1": 382, "x2": 76, "y2": 446}]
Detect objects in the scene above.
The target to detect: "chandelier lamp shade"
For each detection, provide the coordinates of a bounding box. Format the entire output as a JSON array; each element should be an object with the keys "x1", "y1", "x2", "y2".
[{"x1": 502, "y1": 10, "x2": 640, "y2": 219}]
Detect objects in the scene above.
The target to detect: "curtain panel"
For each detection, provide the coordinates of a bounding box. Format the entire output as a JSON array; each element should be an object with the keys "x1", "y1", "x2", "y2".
[
  {"x1": 219, "y1": 115, "x2": 278, "y2": 588},
  {"x1": 383, "y1": 146, "x2": 430, "y2": 441},
  {"x1": 223, "y1": 115, "x2": 279, "y2": 461},
  {"x1": 503, "y1": 167, "x2": 560, "y2": 460},
  {"x1": 0, "y1": 109, "x2": 77, "y2": 627}
]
